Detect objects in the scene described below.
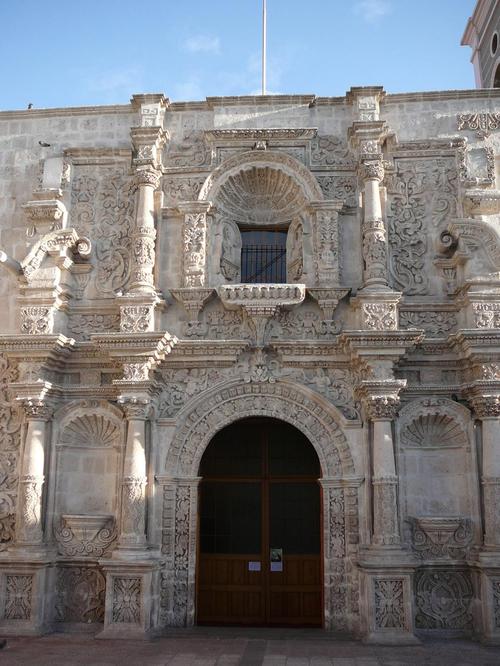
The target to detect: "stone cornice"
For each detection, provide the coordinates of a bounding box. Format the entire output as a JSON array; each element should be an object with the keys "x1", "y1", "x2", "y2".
[
  {"x1": 449, "y1": 330, "x2": 500, "y2": 358},
  {"x1": 340, "y1": 330, "x2": 424, "y2": 356},
  {"x1": 204, "y1": 128, "x2": 317, "y2": 144},
  {"x1": 166, "y1": 339, "x2": 250, "y2": 363}
]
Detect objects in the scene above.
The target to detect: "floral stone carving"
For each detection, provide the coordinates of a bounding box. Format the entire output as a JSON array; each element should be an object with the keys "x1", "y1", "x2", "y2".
[
  {"x1": 54, "y1": 514, "x2": 117, "y2": 558},
  {"x1": 415, "y1": 569, "x2": 473, "y2": 630}
]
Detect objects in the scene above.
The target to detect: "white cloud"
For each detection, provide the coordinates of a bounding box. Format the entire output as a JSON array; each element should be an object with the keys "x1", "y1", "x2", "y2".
[
  {"x1": 184, "y1": 35, "x2": 221, "y2": 54},
  {"x1": 354, "y1": 0, "x2": 391, "y2": 23}
]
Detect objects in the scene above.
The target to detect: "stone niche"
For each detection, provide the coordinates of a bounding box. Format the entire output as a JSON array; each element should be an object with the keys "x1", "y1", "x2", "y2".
[{"x1": 53, "y1": 402, "x2": 123, "y2": 518}]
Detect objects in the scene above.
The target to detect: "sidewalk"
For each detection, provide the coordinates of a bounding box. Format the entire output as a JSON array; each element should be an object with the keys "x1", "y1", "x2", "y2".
[{"x1": 0, "y1": 628, "x2": 499, "y2": 665}]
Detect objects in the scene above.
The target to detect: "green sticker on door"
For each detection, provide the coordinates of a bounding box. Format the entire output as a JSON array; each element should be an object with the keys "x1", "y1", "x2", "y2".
[{"x1": 270, "y1": 548, "x2": 283, "y2": 572}]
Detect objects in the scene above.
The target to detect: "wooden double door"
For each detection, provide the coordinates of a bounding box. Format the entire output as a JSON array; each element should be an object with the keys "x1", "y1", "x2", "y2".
[{"x1": 197, "y1": 417, "x2": 322, "y2": 626}]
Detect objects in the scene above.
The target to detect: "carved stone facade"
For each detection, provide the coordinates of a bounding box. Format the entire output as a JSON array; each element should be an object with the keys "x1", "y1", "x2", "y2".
[{"x1": 0, "y1": 85, "x2": 499, "y2": 645}]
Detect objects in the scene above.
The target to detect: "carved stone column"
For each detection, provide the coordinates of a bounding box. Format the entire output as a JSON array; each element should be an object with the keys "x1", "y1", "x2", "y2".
[
  {"x1": 116, "y1": 397, "x2": 151, "y2": 554},
  {"x1": 358, "y1": 383, "x2": 405, "y2": 548},
  {"x1": 309, "y1": 201, "x2": 343, "y2": 286},
  {"x1": 360, "y1": 159, "x2": 388, "y2": 290},
  {"x1": 470, "y1": 392, "x2": 500, "y2": 549},
  {"x1": 177, "y1": 202, "x2": 212, "y2": 288},
  {"x1": 129, "y1": 167, "x2": 160, "y2": 295},
  {"x1": 15, "y1": 399, "x2": 52, "y2": 550}
]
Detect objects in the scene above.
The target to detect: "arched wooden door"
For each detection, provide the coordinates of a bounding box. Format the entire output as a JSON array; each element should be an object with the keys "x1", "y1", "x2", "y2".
[{"x1": 197, "y1": 417, "x2": 322, "y2": 626}]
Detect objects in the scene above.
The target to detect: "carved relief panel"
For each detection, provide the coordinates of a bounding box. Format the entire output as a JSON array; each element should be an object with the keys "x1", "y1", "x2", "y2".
[{"x1": 387, "y1": 156, "x2": 459, "y2": 296}]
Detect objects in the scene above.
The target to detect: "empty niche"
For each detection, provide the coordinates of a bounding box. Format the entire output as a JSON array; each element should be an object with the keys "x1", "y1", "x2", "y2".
[
  {"x1": 397, "y1": 399, "x2": 474, "y2": 519},
  {"x1": 56, "y1": 410, "x2": 122, "y2": 515}
]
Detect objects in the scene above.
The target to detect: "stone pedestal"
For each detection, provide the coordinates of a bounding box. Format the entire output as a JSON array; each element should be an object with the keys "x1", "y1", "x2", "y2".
[
  {"x1": 0, "y1": 560, "x2": 55, "y2": 635},
  {"x1": 97, "y1": 560, "x2": 162, "y2": 639}
]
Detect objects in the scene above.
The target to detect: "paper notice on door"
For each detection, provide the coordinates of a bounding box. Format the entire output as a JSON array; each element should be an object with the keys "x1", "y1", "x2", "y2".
[
  {"x1": 270, "y1": 548, "x2": 283, "y2": 572},
  {"x1": 248, "y1": 561, "x2": 261, "y2": 571},
  {"x1": 270, "y1": 561, "x2": 283, "y2": 572}
]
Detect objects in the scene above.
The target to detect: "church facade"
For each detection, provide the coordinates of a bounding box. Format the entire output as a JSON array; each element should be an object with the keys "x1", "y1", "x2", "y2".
[{"x1": 0, "y1": 84, "x2": 499, "y2": 643}]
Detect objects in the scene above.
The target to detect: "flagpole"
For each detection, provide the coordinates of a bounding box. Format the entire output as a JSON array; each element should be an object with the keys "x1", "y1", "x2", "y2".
[{"x1": 262, "y1": 0, "x2": 267, "y2": 95}]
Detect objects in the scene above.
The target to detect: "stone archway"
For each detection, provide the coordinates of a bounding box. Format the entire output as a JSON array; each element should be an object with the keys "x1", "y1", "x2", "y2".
[{"x1": 159, "y1": 380, "x2": 361, "y2": 632}]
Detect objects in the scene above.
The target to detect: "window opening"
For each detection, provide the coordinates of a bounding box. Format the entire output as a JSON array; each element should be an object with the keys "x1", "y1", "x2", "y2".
[{"x1": 240, "y1": 228, "x2": 287, "y2": 283}]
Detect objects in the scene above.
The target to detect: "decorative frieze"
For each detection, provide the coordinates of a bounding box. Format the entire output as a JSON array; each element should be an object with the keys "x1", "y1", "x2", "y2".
[{"x1": 457, "y1": 112, "x2": 500, "y2": 136}]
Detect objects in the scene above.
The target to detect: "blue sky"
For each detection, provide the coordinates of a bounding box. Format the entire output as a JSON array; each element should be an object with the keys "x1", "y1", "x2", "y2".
[{"x1": 0, "y1": 0, "x2": 476, "y2": 110}]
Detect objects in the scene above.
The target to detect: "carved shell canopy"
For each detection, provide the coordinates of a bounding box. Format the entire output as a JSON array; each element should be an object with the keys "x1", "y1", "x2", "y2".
[
  {"x1": 215, "y1": 166, "x2": 307, "y2": 225},
  {"x1": 401, "y1": 413, "x2": 467, "y2": 449},
  {"x1": 60, "y1": 414, "x2": 120, "y2": 448}
]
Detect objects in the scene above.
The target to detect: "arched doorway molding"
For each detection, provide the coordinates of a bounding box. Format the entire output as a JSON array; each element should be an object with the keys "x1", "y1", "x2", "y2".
[
  {"x1": 158, "y1": 380, "x2": 361, "y2": 631},
  {"x1": 198, "y1": 149, "x2": 325, "y2": 204},
  {"x1": 164, "y1": 379, "x2": 355, "y2": 478}
]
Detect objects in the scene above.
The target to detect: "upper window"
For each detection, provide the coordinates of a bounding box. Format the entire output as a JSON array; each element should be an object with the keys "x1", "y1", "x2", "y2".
[
  {"x1": 492, "y1": 32, "x2": 498, "y2": 56},
  {"x1": 241, "y1": 228, "x2": 287, "y2": 283}
]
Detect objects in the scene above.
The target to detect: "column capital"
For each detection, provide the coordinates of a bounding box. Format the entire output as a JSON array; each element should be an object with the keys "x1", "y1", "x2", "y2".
[
  {"x1": 360, "y1": 159, "x2": 385, "y2": 182},
  {"x1": 176, "y1": 201, "x2": 213, "y2": 216},
  {"x1": 117, "y1": 395, "x2": 153, "y2": 420},
  {"x1": 356, "y1": 380, "x2": 406, "y2": 420},
  {"x1": 133, "y1": 167, "x2": 161, "y2": 189},
  {"x1": 17, "y1": 397, "x2": 53, "y2": 420},
  {"x1": 469, "y1": 393, "x2": 500, "y2": 418}
]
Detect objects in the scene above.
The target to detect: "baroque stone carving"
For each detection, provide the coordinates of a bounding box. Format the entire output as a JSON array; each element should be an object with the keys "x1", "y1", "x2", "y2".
[
  {"x1": 112, "y1": 577, "x2": 141, "y2": 623},
  {"x1": 316, "y1": 175, "x2": 357, "y2": 207},
  {"x1": 219, "y1": 220, "x2": 240, "y2": 281},
  {"x1": 493, "y1": 580, "x2": 500, "y2": 629},
  {"x1": 67, "y1": 313, "x2": 120, "y2": 338},
  {"x1": 0, "y1": 355, "x2": 22, "y2": 551},
  {"x1": 399, "y1": 310, "x2": 457, "y2": 336},
  {"x1": 401, "y1": 413, "x2": 467, "y2": 449},
  {"x1": 166, "y1": 382, "x2": 354, "y2": 478},
  {"x1": 70, "y1": 167, "x2": 136, "y2": 295},
  {"x1": 120, "y1": 305, "x2": 153, "y2": 333},
  {"x1": 362, "y1": 303, "x2": 397, "y2": 331},
  {"x1": 415, "y1": 569, "x2": 473, "y2": 630},
  {"x1": 20, "y1": 306, "x2": 53, "y2": 335},
  {"x1": 457, "y1": 112, "x2": 500, "y2": 136},
  {"x1": 373, "y1": 478, "x2": 400, "y2": 546},
  {"x1": 173, "y1": 484, "x2": 191, "y2": 627},
  {"x1": 166, "y1": 130, "x2": 210, "y2": 168},
  {"x1": 121, "y1": 476, "x2": 147, "y2": 537},
  {"x1": 216, "y1": 167, "x2": 307, "y2": 225},
  {"x1": 328, "y1": 487, "x2": 346, "y2": 558},
  {"x1": 362, "y1": 219, "x2": 388, "y2": 286},
  {"x1": 5, "y1": 574, "x2": 33, "y2": 620},
  {"x1": 473, "y1": 303, "x2": 500, "y2": 328},
  {"x1": 158, "y1": 368, "x2": 227, "y2": 417},
  {"x1": 162, "y1": 177, "x2": 205, "y2": 205},
  {"x1": 374, "y1": 579, "x2": 405, "y2": 629},
  {"x1": 408, "y1": 517, "x2": 473, "y2": 560},
  {"x1": 56, "y1": 567, "x2": 106, "y2": 623},
  {"x1": 310, "y1": 135, "x2": 354, "y2": 167},
  {"x1": 60, "y1": 414, "x2": 120, "y2": 448},
  {"x1": 55, "y1": 515, "x2": 117, "y2": 557},
  {"x1": 387, "y1": 158, "x2": 458, "y2": 295},
  {"x1": 269, "y1": 308, "x2": 340, "y2": 340},
  {"x1": 315, "y1": 208, "x2": 341, "y2": 284},
  {"x1": 183, "y1": 212, "x2": 207, "y2": 288}
]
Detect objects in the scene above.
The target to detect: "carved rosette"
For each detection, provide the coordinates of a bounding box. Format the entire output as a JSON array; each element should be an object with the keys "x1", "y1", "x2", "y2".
[{"x1": 372, "y1": 477, "x2": 400, "y2": 546}]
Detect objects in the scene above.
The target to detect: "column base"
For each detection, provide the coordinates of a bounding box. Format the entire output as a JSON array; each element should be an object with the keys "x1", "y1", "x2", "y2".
[{"x1": 98, "y1": 558, "x2": 163, "y2": 639}]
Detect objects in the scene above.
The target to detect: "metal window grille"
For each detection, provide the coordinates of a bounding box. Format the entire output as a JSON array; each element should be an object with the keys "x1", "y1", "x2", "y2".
[
  {"x1": 241, "y1": 230, "x2": 287, "y2": 283},
  {"x1": 241, "y1": 245, "x2": 286, "y2": 282}
]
